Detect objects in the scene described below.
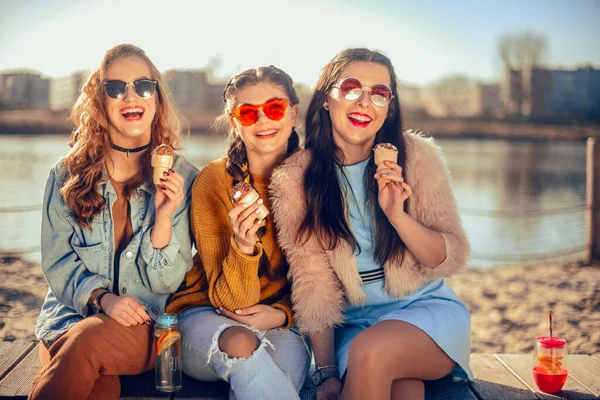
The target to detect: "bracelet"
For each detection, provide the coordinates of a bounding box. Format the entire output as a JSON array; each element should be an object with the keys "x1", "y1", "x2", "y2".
[
  {"x1": 94, "y1": 290, "x2": 112, "y2": 313},
  {"x1": 316, "y1": 364, "x2": 338, "y2": 371}
]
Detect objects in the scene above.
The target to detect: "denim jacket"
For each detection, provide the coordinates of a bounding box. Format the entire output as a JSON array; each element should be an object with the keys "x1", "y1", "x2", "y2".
[{"x1": 35, "y1": 154, "x2": 198, "y2": 345}]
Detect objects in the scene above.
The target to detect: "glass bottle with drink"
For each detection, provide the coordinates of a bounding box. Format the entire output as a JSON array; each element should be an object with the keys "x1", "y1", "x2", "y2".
[{"x1": 154, "y1": 313, "x2": 182, "y2": 392}]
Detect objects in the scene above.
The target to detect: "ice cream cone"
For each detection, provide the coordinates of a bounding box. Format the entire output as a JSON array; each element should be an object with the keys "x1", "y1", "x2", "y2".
[
  {"x1": 373, "y1": 143, "x2": 398, "y2": 184},
  {"x1": 232, "y1": 182, "x2": 269, "y2": 225},
  {"x1": 151, "y1": 145, "x2": 175, "y2": 185}
]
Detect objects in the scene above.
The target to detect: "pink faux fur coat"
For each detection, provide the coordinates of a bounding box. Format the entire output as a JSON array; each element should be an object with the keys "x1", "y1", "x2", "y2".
[{"x1": 269, "y1": 131, "x2": 470, "y2": 334}]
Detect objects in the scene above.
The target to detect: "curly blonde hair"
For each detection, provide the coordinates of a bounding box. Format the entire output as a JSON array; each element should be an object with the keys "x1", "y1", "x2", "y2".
[{"x1": 62, "y1": 44, "x2": 182, "y2": 228}]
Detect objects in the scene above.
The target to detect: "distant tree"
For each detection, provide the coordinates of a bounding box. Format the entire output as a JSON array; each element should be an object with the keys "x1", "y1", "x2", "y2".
[
  {"x1": 498, "y1": 31, "x2": 547, "y2": 70},
  {"x1": 430, "y1": 75, "x2": 475, "y2": 117},
  {"x1": 498, "y1": 31, "x2": 548, "y2": 116}
]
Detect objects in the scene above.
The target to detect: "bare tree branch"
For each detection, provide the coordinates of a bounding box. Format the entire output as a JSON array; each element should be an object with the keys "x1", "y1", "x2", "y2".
[{"x1": 497, "y1": 31, "x2": 548, "y2": 70}]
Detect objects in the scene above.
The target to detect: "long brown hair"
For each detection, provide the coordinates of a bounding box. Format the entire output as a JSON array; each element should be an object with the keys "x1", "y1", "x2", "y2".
[
  {"x1": 62, "y1": 44, "x2": 182, "y2": 228},
  {"x1": 221, "y1": 66, "x2": 300, "y2": 279},
  {"x1": 299, "y1": 48, "x2": 408, "y2": 266}
]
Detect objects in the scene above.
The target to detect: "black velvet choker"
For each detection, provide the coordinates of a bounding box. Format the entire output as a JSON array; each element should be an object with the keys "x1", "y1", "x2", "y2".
[{"x1": 110, "y1": 142, "x2": 151, "y2": 157}]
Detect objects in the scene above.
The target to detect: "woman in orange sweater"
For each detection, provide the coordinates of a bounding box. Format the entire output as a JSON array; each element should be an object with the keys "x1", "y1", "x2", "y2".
[{"x1": 166, "y1": 66, "x2": 310, "y2": 399}]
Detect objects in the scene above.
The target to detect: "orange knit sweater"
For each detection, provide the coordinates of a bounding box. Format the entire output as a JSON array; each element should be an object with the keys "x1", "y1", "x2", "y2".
[{"x1": 166, "y1": 157, "x2": 293, "y2": 328}]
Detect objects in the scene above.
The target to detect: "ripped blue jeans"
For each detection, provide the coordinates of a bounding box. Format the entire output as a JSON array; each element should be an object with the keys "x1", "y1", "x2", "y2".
[{"x1": 178, "y1": 306, "x2": 311, "y2": 400}]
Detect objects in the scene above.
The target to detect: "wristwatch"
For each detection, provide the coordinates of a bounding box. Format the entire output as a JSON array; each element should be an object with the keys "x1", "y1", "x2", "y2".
[
  {"x1": 92, "y1": 290, "x2": 111, "y2": 313},
  {"x1": 311, "y1": 365, "x2": 338, "y2": 386}
]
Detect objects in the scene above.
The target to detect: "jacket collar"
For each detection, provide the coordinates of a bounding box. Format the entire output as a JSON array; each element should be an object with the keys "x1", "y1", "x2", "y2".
[{"x1": 98, "y1": 166, "x2": 156, "y2": 197}]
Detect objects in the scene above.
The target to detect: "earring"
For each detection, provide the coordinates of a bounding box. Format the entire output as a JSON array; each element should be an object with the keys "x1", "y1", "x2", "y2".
[{"x1": 323, "y1": 103, "x2": 329, "y2": 110}]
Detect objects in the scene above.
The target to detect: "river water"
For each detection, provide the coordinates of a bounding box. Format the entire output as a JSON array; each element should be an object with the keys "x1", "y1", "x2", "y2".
[{"x1": 0, "y1": 134, "x2": 586, "y2": 268}]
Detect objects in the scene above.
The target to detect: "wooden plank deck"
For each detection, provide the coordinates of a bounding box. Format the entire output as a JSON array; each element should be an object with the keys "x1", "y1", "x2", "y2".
[{"x1": 1, "y1": 341, "x2": 599, "y2": 399}]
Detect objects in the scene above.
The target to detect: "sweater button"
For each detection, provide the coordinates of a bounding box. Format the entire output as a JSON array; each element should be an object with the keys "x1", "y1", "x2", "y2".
[
  {"x1": 122, "y1": 287, "x2": 127, "y2": 295},
  {"x1": 125, "y1": 251, "x2": 133, "y2": 259},
  {"x1": 137, "y1": 220, "x2": 144, "y2": 227}
]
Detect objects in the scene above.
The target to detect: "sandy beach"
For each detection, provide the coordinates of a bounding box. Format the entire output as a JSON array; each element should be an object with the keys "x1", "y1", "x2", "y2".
[{"x1": 1, "y1": 256, "x2": 598, "y2": 355}]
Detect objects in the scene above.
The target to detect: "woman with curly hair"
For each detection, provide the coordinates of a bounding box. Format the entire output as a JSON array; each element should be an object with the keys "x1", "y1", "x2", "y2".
[
  {"x1": 166, "y1": 66, "x2": 311, "y2": 400},
  {"x1": 29, "y1": 44, "x2": 197, "y2": 399}
]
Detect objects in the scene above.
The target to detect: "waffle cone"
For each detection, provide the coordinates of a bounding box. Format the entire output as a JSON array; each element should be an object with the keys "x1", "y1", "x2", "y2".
[
  {"x1": 151, "y1": 155, "x2": 174, "y2": 185},
  {"x1": 374, "y1": 147, "x2": 398, "y2": 185},
  {"x1": 373, "y1": 148, "x2": 398, "y2": 167}
]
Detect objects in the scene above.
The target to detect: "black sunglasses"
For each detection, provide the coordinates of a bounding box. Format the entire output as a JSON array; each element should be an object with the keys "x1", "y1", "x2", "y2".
[{"x1": 103, "y1": 79, "x2": 158, "y2": 99}]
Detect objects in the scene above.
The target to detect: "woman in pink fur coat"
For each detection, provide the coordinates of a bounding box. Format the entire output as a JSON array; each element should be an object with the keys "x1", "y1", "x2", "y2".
[{"x1": 269, "y1": 48, "x2": 473, "y2": 400}]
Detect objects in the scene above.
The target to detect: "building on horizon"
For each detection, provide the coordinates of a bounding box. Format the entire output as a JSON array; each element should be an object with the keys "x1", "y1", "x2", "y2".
[
  {"x1": 420, "y1": 76, "x2": 479, "y2": 118},
  {"x1": 476, "y1": 83, "x2": 502, "y2": 118},
  {"x1": 0, "y1": 69, "x2": 50, "y2": 110},
  {"x1": 502, "y1": 65, "x2": 600, "y2": 120},
  {"x1": 398, "y1": 83, "x2": 429, "y2": 117},
  {"x1": 398, "y1": 79, "x2": 502, "y2": 119},
  {"x1": 50, "y1": 71, "x2": 89, "y2": 111},
  {"x1": 164, "y1": 70, "x2": 224, "y2": 111},
  {"x1": 530, "y1": 66, "x2": 600, "y2": 120}
]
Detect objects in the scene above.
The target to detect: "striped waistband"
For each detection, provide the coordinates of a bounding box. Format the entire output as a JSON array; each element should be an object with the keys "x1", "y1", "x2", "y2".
[{"x1": 359, "y1": 267, "x2": 385, "y2": 284}]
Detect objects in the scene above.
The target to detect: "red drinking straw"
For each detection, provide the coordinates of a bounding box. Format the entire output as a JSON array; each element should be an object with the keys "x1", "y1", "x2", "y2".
[{"x1": 549, "y1": 309, "x2": 553, "y2": 339}]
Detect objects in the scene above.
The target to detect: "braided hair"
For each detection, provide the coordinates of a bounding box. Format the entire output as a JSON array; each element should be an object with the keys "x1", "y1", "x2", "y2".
[{"x1": 221, "y1": 66, "x2": 300, "y2": 279}]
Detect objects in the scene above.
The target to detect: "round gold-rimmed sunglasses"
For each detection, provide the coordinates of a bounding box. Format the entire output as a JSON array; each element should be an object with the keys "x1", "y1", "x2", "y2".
[{"x1": 332, "y1": 77, "x2": 393, "y2": 107}]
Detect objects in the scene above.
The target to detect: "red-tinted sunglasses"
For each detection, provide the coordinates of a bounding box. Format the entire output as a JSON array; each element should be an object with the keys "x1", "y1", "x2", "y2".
[
  {"x1": 332, "y1": 77, "x2": 393, "y2": 107},
  {"x1": 230, "y1": 98, "x2": 289, "y2": 126}
]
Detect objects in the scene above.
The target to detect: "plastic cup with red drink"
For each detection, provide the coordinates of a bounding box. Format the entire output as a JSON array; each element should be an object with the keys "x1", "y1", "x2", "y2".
[{"x1": 532, "y1": 336, "x2": 568, "y2": 393}]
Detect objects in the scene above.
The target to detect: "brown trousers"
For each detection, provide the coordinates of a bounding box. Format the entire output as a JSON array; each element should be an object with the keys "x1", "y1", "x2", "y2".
[{"x1": 29, "y1": 314, "x2": 154, "y2": 400}]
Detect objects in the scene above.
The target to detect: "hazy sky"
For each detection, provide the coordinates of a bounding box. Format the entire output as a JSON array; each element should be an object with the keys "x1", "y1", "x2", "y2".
[{"x1": 0, "y1": 0, "x2": 598, "y2": 86}]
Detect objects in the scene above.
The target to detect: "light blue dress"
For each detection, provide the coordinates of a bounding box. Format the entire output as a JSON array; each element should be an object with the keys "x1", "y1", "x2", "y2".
[{"x1": 334, "y1": 159, "x2": 473, "y2": 380}]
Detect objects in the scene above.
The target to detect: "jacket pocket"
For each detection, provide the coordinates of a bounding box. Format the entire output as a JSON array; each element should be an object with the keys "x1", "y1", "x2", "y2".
[
  {"x1": 71, "y1": 236, "x2": 106, "y2": 272},
  {"x1": 70, "y1": 226, "x2": 105, "y2": 248}
]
